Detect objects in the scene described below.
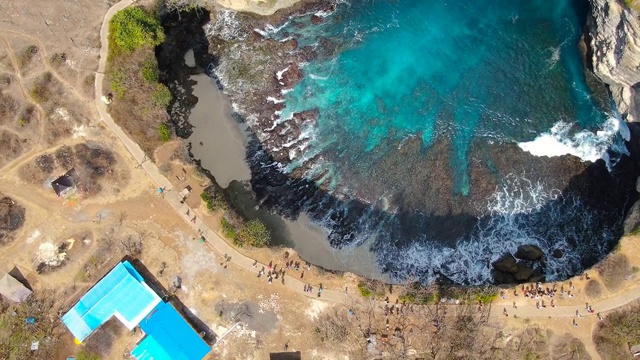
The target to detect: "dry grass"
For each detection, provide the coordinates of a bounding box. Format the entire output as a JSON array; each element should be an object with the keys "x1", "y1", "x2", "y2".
[
  {"x1": 594, "y1": 301, "x2": 640, "y2": 360},
  {"x1": 105, "y1": 48, "x2": 170, "y2": 155},
  {"x1": 585, "y1": 279, "x2": 604, "y2": 299},
  {"x1": 597, "y1": 253, "x2": 632, "y2": 292},
  {"x1": 0, "y1": 194, "x2": 26, "y2": 245}
]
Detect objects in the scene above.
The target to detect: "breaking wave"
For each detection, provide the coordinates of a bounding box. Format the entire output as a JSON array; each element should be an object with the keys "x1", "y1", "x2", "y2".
[{"x1": 518, "y1": 117, "x2": 629, "y2": 165}]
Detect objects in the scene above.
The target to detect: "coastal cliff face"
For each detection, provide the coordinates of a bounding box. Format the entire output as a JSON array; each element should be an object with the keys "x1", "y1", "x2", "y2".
[
  {"x1": 587, "y1": 0, "x2": 640, "y2": 121},
  {"x1": 214, "y1": 0, "x2": 302, "y2": 15}
]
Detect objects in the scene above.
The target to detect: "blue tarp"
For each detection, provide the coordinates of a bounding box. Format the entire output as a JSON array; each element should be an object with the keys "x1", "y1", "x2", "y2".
[
  {"x1": 131, "y1": 301, "x2": 211, "y2": 360},
  {"x1": 61, "y1": 261, "x2": 161, "y2": 342}
]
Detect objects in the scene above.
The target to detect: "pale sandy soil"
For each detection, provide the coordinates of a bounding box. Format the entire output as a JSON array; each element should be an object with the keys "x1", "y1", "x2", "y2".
[{"x1": 214, "y1": 0, "x2": 304, "y2": 16}]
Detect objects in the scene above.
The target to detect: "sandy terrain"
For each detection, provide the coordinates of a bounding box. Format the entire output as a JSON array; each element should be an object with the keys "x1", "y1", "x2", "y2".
[{"x1": 214, "y1": 0, "x2": 304, "y2": 16}]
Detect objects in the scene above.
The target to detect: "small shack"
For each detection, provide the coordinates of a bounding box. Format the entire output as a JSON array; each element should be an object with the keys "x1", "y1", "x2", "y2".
[
  {"x1": 631, "y1": 343, "x2": 640, "y2": 357},
  {"x1": 51, "y1": 169, "x2": 78, "y2": 197},
  {"x1": 0, "y1": 272, "x2": 32, "y2": 303},
  {"x1": 270, "y1": 351, "x2": 302, "y2": 360}
]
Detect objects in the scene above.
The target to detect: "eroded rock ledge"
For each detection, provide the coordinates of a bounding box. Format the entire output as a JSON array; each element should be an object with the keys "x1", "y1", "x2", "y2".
[{"x1": 587, "y1": 0, "x2": 640, "y2": 121}]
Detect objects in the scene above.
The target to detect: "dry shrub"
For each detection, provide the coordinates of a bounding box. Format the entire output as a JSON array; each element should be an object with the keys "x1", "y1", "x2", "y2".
[
  {"x1": 0, "y1": 93, "x2": 19, "y2": 120},
  {"x1": 0, "y1": 194, "x2": 26, "y2": 245},
  {"x1": 585, "y1": 279, "x2": 604, "y2": 299},
  {"x1": 0, "y1": 130, "x2": 24, "y2": 166},
  {"x1": 315, "y1": 308, "x2": 351, "y2": 343},
  {"x1": 30, "y1": 72, "x2": 54, "y2": 104},
  {"x1": 551, "y1": 333, "x2": 591, "y2": 360},
  {"x1": 594, "y1": 301, "x2": 640, "y2": 360},
  {"x1": 597, "y1": 253, "x2": 631, "y2": 292},
  {"x1": 0, "y1": 289, "x2": 62, "y2": 359}
]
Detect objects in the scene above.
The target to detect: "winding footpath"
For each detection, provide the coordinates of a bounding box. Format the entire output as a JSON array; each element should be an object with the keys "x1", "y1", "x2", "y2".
[{"x1": 94, "y1": 2, "x2": 640, "y2": 359}]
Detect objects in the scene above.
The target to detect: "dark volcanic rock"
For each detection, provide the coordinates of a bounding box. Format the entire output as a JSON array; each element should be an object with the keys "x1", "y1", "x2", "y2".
[
  {"x1": 311, "y1": 15, "x2": 325, "y2": 25},
  {"x1": 552, "y1": 248, "x2": 564, "y2": 259},
  {"x1": 492, "y1": 254, "x2": 518, "y2": 273},
  {"x1": 513, "y1": 262, "x2": 534, "y2": 281},
  {"x1": 492, "y1": 269, "x2": 516, "y2": 284},
  {"x1": 515, "y1": 245, "x2": 544, "y2": 261},
  {"x1": 279, "y1": 63, "x2": 304, "y2": 88}
]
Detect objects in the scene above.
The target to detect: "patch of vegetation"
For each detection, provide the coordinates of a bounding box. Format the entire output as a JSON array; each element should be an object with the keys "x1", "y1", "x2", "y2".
[
  {"x1": 0, "y1": 194, "x2": 26, "y2": 245},
  {"x1": 30, "y1": 72, "x2": 54, "y2": 103},
  {"x1": 108, "y1": 7, "x2": 164, "y2": 59},
  {"x1": 585, "y1": 279, "x2": 604, "y2": 299},
  {"x1": 158, "y1": 123, "x2": 171, "y2": 142},
  {"x1": 50, "y1": 53, "x2": 67, "y2": 67},
  {"x1": 141, "y1": 59, "x2": 158, "y2": 84},
  {"x1": 17, "y1": 45, "x2": 38, "y2": 67},
  {"x1": 109, "y1": 67, "x2": 128, "y2": 98},
  {"x1": 238, "y1": 219, "x2": 270, "y2": 247},
  {"x1": 152, "y1": 83, "x2": 172, "y2": 108},
  {"x1": 356, "y1": 280, "x2": 387, "y2": 299},
  {"x1": 0, "y1": 73, "x2": 11, "y2": 86},
  {"x1": 594, "y1": 301, "x2": 640, "y2": 359},
  {"x1": 75, "y1": 350, "x2": 100, "y2": 360},
  {"x1": 0, "y1": 289, "x2": 61, "y2": 359},
  {"x1": 200, "y1": 190, "x2": 227, "y2": 211},
  {"x1": 0, "y1": 93, "x2": 19, "y2": 118},
  {"x1": 597, "y1": 253, "x2": 631, "y2": 291},
  {"x1": 221, "y1": 217, "x2": 238, "y2": 243},
  {"x1": 106, "y1": 6, "x2": 173, "y2": 155},
  {"x1": 357, "y1": 283, "x2": 373, "y2": 298},
  {"x1": 625, "y1": 0, "x2": 640, "y2": 11}
]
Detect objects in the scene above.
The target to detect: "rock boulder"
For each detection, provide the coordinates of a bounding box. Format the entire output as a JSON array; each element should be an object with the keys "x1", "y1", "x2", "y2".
[
  {"x1": 513, "y1": 262, "x2": 534, "y2": 281},
  {"x1": 515, "y1": 245, "x2": 544, "y2": 261},
  {"x1": 492, "y1": 254, "x2": 518, "y2": 273}
]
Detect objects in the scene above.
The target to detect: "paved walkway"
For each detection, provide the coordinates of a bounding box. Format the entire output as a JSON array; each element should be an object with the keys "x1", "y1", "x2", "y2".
[{"x1": 95, "y1": 2, "x2": 639, "y2": 358}]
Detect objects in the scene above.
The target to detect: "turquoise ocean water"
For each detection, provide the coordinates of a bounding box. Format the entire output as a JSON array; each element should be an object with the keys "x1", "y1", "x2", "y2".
[
  {"x1": 244, "y1": 0, "x2": 634, "y2": 284},
  {"x1": 279, "y1": 0, "x2": 609, "y2": 195}
]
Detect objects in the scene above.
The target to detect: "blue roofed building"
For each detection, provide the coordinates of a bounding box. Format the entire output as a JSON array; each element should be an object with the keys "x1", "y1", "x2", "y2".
[
  {"x1": 62, "y1": 260, "x2": 211, "y2": 360},
  {"x1": 131, "y1": 301, "x2": 211, "y2": 360}
]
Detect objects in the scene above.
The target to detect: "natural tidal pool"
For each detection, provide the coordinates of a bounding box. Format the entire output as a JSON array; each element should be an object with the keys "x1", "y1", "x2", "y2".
[{"x1": 208, "y1": 0, "x2": 636, "y2": 284}]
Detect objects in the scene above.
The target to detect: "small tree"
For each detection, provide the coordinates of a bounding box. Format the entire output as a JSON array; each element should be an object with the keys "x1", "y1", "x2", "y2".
[
  {"x1": 239, "y1": 219, "x2": 270, "y2": 247},
  {"x1": 109, "y1": 7, "x2": 165, "y2": 58}
]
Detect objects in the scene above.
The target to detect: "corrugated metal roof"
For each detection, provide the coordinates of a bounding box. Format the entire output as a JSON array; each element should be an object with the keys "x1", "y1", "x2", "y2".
[
  {"x1": 131, "y1": 301, "x2": 211, "y2": 360},
  {"x1": 0, "y1": 273, "x2": 32, "y2": 303},
  {"x1": 61, "y1": 261, "x2": 161, "y2": 342}
]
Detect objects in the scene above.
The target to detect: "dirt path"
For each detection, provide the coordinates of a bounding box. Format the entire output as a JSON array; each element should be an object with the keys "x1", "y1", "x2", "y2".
[{"x1": 93, "y1": 2, "x2": 639, "y2": 359}]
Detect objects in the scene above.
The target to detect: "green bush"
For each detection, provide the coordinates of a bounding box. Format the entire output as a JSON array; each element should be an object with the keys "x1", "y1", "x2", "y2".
[
  {"x1": 141, "y1": 59, "x2": 158, "y2": 84},
  {"x1": 357, "y1": 283, "x2": 373, "y2": 298},
  {"x1": 110, "y1": 68, "x2": 128, "y2": 98},
  {"x1": 75, "y1": 350, "x2": 100, "y2": 360},
  {"x1": 152, "y1": 84, "x2": 172, "y2": 108},
  {"x1": 239, "y1": 219, "x2": 270, "y2": 247},
  {"x1": 109, "y1": 7, "x2": 165, "y2": 57},
  {"x1": 221, "y1": 217, "x2": 238, "y2": 243},
  {"x1": 200, "y1": 191, "x2": 227, "y2": 211},
  {"x1": 158, "y1": 123, "x2": 171, "y2": 142}
]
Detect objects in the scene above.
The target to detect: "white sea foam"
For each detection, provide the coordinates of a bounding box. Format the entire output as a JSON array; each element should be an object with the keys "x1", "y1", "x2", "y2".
[
  {"x1": 205, "y1": 10, "x2": 244, "y2": 41},
  {"x1": 267, "y1": 96, "x2": 285, "y2": 104},
  {"x1": 371, "y1": 175, "x2": 589, "y2": 284},
  {"x1": 546, "y1": 46, "x2": 561, "y2": 69},
  {"x1": 309, "y1": 73, "x2": 329, "y2": 80},
  {"x1": 517, "y1": 117, "x2": 627, "y2": 163},
  {"x1": 276, "y1": 66, "x2": 290, "y2": 81}
]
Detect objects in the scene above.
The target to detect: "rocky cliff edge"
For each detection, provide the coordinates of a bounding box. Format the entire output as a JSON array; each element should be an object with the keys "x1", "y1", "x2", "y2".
[{"x1": 588, "y1": 0, "x2": 640, "y2": 121}]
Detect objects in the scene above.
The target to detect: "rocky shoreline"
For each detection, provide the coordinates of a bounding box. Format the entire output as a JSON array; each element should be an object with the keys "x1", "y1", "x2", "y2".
[{"x1": 157, "y1": 2, "x2": 640, "y2": 285}]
